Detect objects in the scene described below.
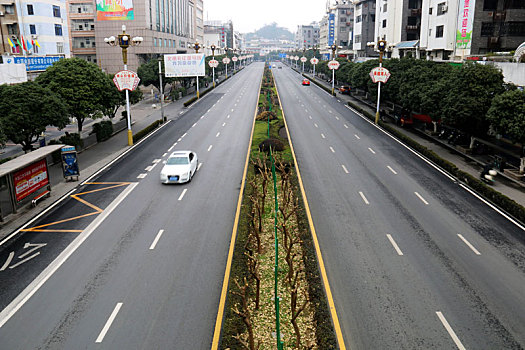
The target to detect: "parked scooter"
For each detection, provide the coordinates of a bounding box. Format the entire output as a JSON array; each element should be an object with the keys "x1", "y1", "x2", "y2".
[{"x1": 480, "y1": 163, "x2": 497, "y2": 185}]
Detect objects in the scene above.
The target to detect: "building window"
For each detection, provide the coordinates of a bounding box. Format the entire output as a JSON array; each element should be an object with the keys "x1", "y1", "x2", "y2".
[
  {"x1": 371, "y1": 14, "x2": 375, "y2": 22},
  {"x1": 429, "y1": 7, "x2": 433, "y2": 14},
  {"x1": 483, "y1": 0, "x2": 498, "y2": 10},
  {"x1": 436, "y1": 25, "x2": 444, "y2": 37},
  {"x1": 4, "y1": 4, "x2": 14, "y2": 14},
  {"x1": 27, "y1": 4, "x2": 34, "y2": 15},
  {"x1": 154, "y1": 38, "x2": 157, "y2": 46},
  {"x1": 355, "y1": 35, "x2": 361, "y2": 43},
  {"x1": 503, "y1": 21, "x2": 525, "y2": 36},
  {"x1": 383, "y1": 3, "x2": 387, "y2": 12},
  {"x1": 54, "y1": 24, "x2": 62, "y2": 36},
  {"x1": 382, "y1": 19, "x2": 387, "y2": 28},
  {"x1": 29, "y1": 24, "x2": 36, "y2": 34},
  {"x1": 7, "y1": 24, "x2": 17, "y2": 35},
  {"x1": 508, "y1": 0, "x2": 525, "y2": 9},
  {"x1": 73, "y1": 37, "x2": 95, "y2": 48},
  {"x1": 356, "y1": 15, "x2": 361, "y2": 23},
  {"x1": 408, "y1": 16, "x2": 418, "y2": 25},
  {"x1": 340, "y1": 17, "x2": 346, "y2": 22},
  {"x1": 408, "y1": 0, "x2": 419, "y2": 9},
  {"x1": 57, "y1": 42, "x2": 64, "y2": 53},
  {"x1": 70, "y1": 3, "x2": 93, "y2": 14},
  {"x1": 437, "y1": 2, "x2": 447, "y2": 15},
  {"x1": 53, "y1": 5, "x2": 61, "y2": 18},
  {"x1": 340, "y1": 27, "x2": 346, "y2": 32},
  {"x1": 481, "y1": 22, "x2": 495, "y2": 36}
]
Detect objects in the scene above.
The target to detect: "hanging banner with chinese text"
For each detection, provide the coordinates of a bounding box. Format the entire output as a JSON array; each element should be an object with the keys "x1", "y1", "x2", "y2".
[{"x1": 456, "y1": 0, "x2": 476, "y2": 51}]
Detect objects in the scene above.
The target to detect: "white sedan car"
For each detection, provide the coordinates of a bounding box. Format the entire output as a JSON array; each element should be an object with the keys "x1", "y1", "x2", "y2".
[{"x1": 160, "y1": 151, "x2": 198, "y2": 184}]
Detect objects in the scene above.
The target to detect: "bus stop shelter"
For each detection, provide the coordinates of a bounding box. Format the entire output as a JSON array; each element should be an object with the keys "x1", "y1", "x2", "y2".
[{"x1": 0, "y1": 145, "x2": 64, "y2": 221}]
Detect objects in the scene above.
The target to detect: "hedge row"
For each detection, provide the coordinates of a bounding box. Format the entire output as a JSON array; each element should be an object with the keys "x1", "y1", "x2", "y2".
[
  {"x1": 132, "y1": 119, "x2": 163, "y2": 143},
  {"x1": 347, "y1": 101, "x2": 525, "y2": 224},
  {"x1": 91, "y1": 120, "x2": 114, "y2": 142}
]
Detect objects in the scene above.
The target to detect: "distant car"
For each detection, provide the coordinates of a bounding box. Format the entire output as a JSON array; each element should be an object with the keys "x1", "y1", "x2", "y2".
[
  {"x1": 278, "y1": 66, "x2": 282, "y2": 69},
  {"x1": 339, "y1": 86, "x2": 351, "y2": 94},
  {"x1": 160, "y1": 151, "x2": 198, "y2": 184},
  {"x1": 302, "y1": 79, "x2": 310, "y2": 86}
]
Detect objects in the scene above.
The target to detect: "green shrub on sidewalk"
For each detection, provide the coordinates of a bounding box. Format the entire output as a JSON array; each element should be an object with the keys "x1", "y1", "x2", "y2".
[{"x1": 91, "y1": 120, "x2": 114, "y2": 142}]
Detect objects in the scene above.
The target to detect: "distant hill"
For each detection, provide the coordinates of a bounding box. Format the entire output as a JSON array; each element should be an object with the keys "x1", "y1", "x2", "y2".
[{"x1": 245, "y1": 23, "x2": 294, "y2": 41}]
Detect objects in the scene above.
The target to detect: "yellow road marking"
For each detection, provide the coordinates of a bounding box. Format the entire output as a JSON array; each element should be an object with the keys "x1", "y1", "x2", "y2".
[
  {"x1": 20, "y1": 182, "x2": 130, "y2": 233},
  {"x1": 211, "y1": 72, "x2": 261, "y2": 350},
  {"x1": 274, "y1": 71, "x2": 348, "y2": 350}
]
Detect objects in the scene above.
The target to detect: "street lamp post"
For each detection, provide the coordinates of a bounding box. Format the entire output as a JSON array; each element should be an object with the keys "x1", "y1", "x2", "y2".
[
  {"x1": 330, "y1": 44, "x2": 337, "y2": 95},
  {"x1": 192, "y1": 42, "x2": 201, "y2": 98},
  {"x1": 375, "y1": 40, "x2": 387, "y2": 124},
  {"x1": 210, "y1": 44, "x2": 216, "y2": 88},
  {"x1": 104, "y1": 25, "x2": 143, "y2": 146},
  {"x1": 301, "y1": 47, "x2": 306, "y2": 73},
  {"x1": 158, "y1": 59, "x2": 165, "y2": 122}
]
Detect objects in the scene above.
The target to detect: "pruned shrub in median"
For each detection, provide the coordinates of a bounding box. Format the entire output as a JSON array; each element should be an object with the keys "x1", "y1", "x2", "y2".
[
  {"x1": 255, "y1": 110, "x2": 277, "y2": 121},
  {"x1": 258, "y1": 138, "x2": 285, "y2": 153}
]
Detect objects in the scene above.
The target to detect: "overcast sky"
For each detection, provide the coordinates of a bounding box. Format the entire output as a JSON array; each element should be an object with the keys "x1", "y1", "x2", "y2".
[{"x1": 203, "y1": 0, "x2": 329, "y2": 34}]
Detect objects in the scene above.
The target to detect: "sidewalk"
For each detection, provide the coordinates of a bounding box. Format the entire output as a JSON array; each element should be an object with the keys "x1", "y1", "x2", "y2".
[
  {"x1": 0, "y1": 84, "x2": 193, "y2": 240},
  {"x1": 302, "y1": 72, "x2": 525, "y2": 208}
]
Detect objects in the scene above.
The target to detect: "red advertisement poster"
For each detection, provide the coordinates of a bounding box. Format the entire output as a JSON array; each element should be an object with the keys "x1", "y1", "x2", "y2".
[{"x1": 13, "y1": 159, "x2": 49, "y2": 202}]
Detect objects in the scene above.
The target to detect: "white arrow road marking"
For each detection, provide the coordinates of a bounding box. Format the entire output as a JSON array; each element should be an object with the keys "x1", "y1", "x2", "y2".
[
  {"x1": 359, "y1": 191, "x2": 369, "y2": 205},
  {"x1": 386, "y1": 234, "x2": 404, "y2": 255},
  {"x1": 457, "y1": 234, "x2": 481, "y2": 255},
  {"x1": 96, "y1": 303, "x2": 123, "y2": 343},
  {"x1": 0, "y1": 252, "x2": 14, "y2": 271},
  {"x1": 415, "y1": 192, "x2": 429, "y2": 205},
  {"x1": 178, "y1": 189, "x2": 188, "y2": 201},
  {"x1": 436, "y1": 312, "x2": 466, "y2": 350},
  {"x1": 149, "y1": 230, "x2": 164, "y2": 250}
]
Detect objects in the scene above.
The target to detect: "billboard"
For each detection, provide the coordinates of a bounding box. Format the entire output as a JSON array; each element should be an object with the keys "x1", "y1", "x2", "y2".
[
  {"x1": 2, "y1": 56, "x2": 63, "y2": 72},
  {"x1": 164, "y1": 54, "x2": 205, "y2": 77},
  {"x1": 456, "y1": 0, "x2": 476, "y2": 51},
  {"x1": 96, "y1": 0, "x2": 134, "y2": 20},
  {"x1": 13, "y1": 159, "x2": 49, "y2": 202},
  {"x1": 328, "y1": 13, "x2": 335, "y2": 46}
]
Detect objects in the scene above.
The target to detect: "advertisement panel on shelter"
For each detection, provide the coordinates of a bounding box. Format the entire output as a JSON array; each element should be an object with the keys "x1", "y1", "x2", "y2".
[
  {"x1": 164, "y1": 54, "x2": 205, "y2": 77},
  {"x1": 96, "y1": 0, "x2": 134, "y2": 20},
  {"x1": 456, "y1": 0, "x2": 476, "y2": 51},
  {"x1": 13, "y1": 159, "x2": 49, "y2": 202}
]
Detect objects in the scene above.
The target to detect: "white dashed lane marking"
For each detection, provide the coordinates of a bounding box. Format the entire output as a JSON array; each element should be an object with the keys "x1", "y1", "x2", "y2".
[
  {"x1": 344, "y1": 124, "x2": 348, "y2": 128},
  {"x1": 354, "y1": 134, "x2": 360, "y2": 140},
  {"x1": 457, "y1": 234, "x2": 481, "y2": 255},
  {"x1": 387, "y1": 234, "x2": 404, "y2": 256},
  {"x1": 342, "y1": 165, "x2": 349, "y2": 174},
  {"x1": 359, "y1": 191, "x2": 370, "y2": 205},
  {"x1": 321, "y1": 133, "x2": 326, "y2": 139},
  {"x1": 368, "y1": 148, "x2": 376, "y2": 154},
  {"x1": 415, "y1": 192, "x2": 429, "y2": 205},
  {"x1": 387, "y1": 166, "x2": 398, "y2": 174},
  {"x1": 330, "y1": 146, "x2": 335, "y2": 153},
  {"x1": 207, "y1": 145, "x2": 213, "y2": 152},
  {"x1": 216, "y1": 132, "x2": 220, "y2": 137},
  {"x1": 178, "y1": 189, "x2": 187, "y2": 201},
  {"x1": 96, "y1": 303, "x2": 123, "y2": 343}
]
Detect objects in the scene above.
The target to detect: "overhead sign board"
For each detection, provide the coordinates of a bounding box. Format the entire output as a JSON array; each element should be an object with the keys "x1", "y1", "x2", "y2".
[
  {"x1": 113, "y1": 70, "x2": 140, "y2": 91},
  {"x1": 369, "y1": 66, "x2": 391, "y2": 83},
  {"x1": 164, "y1": 54, "x2": 205, "y2": 77},
  {"x1": 2, "y1": 56, "x2": 63, "y2": 72}
]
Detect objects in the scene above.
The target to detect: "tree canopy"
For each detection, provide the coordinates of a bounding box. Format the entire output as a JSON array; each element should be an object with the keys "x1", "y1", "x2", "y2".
[
  {"x1": 35, "y1": 57, "x2": 111, "y2": 132},
  {"x1": 0, "y1": 81, "x2": 68, "y2": 152},
  {"x1": 486, "y1": 88, "x2": 525, "y2": 144}
]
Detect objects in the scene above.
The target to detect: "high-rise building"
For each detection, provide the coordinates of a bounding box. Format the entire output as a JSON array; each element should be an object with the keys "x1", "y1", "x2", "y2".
[
  {"x1": 319, "y1": 0, "x2": 355, "y2": 59},
  {"x1": 67, "y1": 0, "x2": 96, "y2": 63},
  {"x1": 1, "y1": 0, "x2": 71, "y2": 57},
  {"x1": 352, "y1": 0, "x2": 376, "y2": 57},
  {"x1": 95, "y1": 0, "x2": 202, "y2": 74},
  {"x1": 295, "y1": 23, "x2": 320, "y2": 49}
]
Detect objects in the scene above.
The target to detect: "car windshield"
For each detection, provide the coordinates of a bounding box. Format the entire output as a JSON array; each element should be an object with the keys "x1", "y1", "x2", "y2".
[{"x1": 166, "y1": 156, "x2": 189, "y2": 165}]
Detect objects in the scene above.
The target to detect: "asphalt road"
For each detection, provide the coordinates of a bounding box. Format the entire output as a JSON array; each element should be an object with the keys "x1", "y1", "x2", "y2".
[
  {"x1": 0, "y1": 63, "x2": 263, "y2": 349},
  {"x1": 273, "y1": 65, "x2": 525, "y2": 349}
]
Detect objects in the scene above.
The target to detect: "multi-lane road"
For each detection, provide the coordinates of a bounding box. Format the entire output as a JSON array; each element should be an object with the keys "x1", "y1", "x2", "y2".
[{"x1": 0, "y1": 61, "x2": 524, "y2": 349}]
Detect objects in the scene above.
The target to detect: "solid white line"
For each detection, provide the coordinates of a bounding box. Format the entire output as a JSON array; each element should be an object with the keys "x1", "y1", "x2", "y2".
[
  {"x1": 415, "y1": 192, "x2": 429, "y2": 205},
  {"x1": 342, "y1": 165, "x2": 349, "y2": 174},
  {"x1": 344, "y1": 124, "x2": 348, "y2": 128},
  {"x1": 216, "y1": 132, "x2": 220, "y2": 137},
  {"x1": 354, "y1": 134, "x2": 360, "y2": 140},
  {"x1": 197, "y1": 162, "x2": 203, "y2": 171},
  {"x1": 387, "y1": 166, "x2": 398, "y2": 175},
  {"x1": 314, "y1": 123, "x2": 318, "y2": 128},
  {"x1": 321, "y1": 133, "x2": 326, "y2": 139},
  {"x1": 0, "y1": 183, "x2": 138, "y2": 328},
  {"x1": 181, "y1": 133, "x2": 187, "y2": 139},
  {"x1": 436, "y1": 312, "x2": 467, "y2": 350},
  {"x1": 368, "y1": 148, "x2": 376, "y2": 154},
  {"x1": 386, "y1": 234, "x2": 404, "y2": 255},
  {"x1": 359, "y1": 191, "x2": 369, "y2": 205},
  {"x1": 178, "y1": 189, "x2": 187, "y2": 201},
  {"x1": 207, "y1": 145, "x2": 213, "y2": 152},
  {"x1": 330, "y1": 147, "x2": 335, "y2": 153},
  {"x1": 96, "y1": 303, "x2": 123, "y2": 343},
  {"x1": 137, "y1": 174, "x2": 147, "y2": 179},
  {"x1": 457, "y1": 234, "x2": 481, "y2": 255},
  {"x1": 149, "y1": 229, "x2": 165, "y2": 250},
  {"x1": 177, "y1": 137, "x2": 182, "y2": 142}
]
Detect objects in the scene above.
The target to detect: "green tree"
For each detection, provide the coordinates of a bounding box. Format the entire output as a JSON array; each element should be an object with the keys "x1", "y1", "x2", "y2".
[
  {"x1": 440, "y1": 62, "x2": 505, "y2": 136},
  {"x1": 486, "y1": 89, "x2": 525, "y2": 143},
  {"x1": 0, "y1": 81, "x2": 68, "y2": 152},
  {"x1": 137, "y1": 58, "x2": 175, "y2": 92},
  {"x1": 35, "y1": 58, "x2": 110, "y2": 132}
]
